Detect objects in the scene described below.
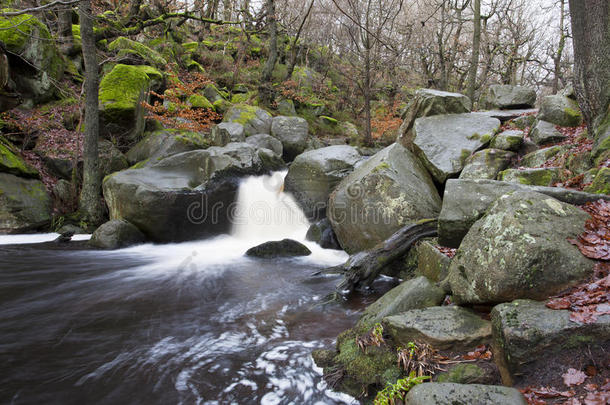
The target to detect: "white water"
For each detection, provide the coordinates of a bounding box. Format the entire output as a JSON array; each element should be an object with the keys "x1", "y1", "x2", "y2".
[{"x1": 0, "y1": 233, "x2": 91, "y2": 245}]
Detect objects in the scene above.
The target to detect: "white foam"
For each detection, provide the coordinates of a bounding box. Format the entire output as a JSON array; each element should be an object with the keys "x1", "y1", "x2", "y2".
[{"x1": 0, "y1": 233, "x2": 91, "y2": 245}]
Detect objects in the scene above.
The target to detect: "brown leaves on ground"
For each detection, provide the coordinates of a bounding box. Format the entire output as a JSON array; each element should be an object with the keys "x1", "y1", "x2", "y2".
[
  {"x1": 436, "y1": 245, "x2": 457, "y2": 258},
  {"x1": 568, "y1": 200, "x2": 610, "y2": 261},
  {"x1": 461, "y1": 344, "x2": 492, "y2": 361},
  {"x1": 521, "y1": 386, "x2": 575, "y2": 405},
  {"x1": 546, "y1": 262, "x2": 610, "y2": 324},
  {"x1": 521, "y1": 377, "x2": 610, "y2": 405},
  {"x1": 563, "y1": 368, "x2": 588, "y2": 387}
]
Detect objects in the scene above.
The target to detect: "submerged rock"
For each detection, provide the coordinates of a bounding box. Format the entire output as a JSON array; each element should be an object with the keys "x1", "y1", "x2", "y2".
[
  {"x1": 90, "y1": 219, "x2": 146, "y2": 249},
  {"x1": 445, "y1": 191, "x2": 593, "y2": 304},
  {"x1": 245, "y1": 239, "x2": 311, "y2": 258},
  {"x1": 404, "y1": 383, "x2": 526, "y2": 405},
  {"x1": 0, "y1": 173, "x2": 51, "y2": 233}
]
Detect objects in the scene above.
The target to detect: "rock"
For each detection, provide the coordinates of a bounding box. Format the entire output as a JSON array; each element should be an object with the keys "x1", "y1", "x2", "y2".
[
  {"x1": 592, "y1": 105, "x2": 610, "y2": 162},
  {"x1": 57, "y1": 223, "x2": 84, "y2": 235},
  {"x1": 52, "y1": 179, "x2": 74, "y2": 207},
  {"x1": 492, "y1": 300, "x2": 610, "y2": 385},
  {"x1": 538, "y1": 95, "x2": 583, "y2": 127},
  {"x1": 583, "y1": 166, "x2": 610, "y2": 195},
  {"x1": 99, "y1": 64, "x2": 163, "y2": 144},
  {"x1": 0, "y1": 13, "x2": 63, "y2": 104},
  {"x1": 223, "y1": 104, "x2": 272, "y2": 136},
  {"x1": 186, "y1": 94, "x2": 214, "y2": 109},
  {"x1": 54, "y1": 231, "x2": 73, "y2": 243},
  {"x1": 435, "y1": 363, "x2": 496, "y2": 385},
  {"x1": 437, "y1": 179, "x2": 610, "y2": 248},
  {"x1": 328, "y1": 143, "x2": 441, "y2": 253},
  {"x1": 446, "y1": 191, "x2": 593, "y2": 304},
  {"x1": 416, "y1": 238, "x2": 451, "y2": 283},
  {"x1": 529, "y1": 120, "x2": 566, "y2": 145},
  {"x1": 411, "y1": 113, "x2": 501, "y2": 183},
  {"x1": 277, "y1": 99, "x2": 296, "y2": 116},
  {"x1": 338, "y1": 121, "x2": 359, "y2": 139},
  {"x1": 358, "y1": 276, "x2": 445, "y2": 328},
  {"x1": 397, "y1": 89, "x2": 471, "y2": 146},
  {"x1": 211, "y1": 122, "x2": 246, "y2": 147},
  {"x1": 565, "y1": 150, "x2": 594, "y2": 176},
  {"x1": 0, "y1": 139, "x2": 39, "y2": 178},
  {"x1": 270, "y1": 116, "x2": 309, "y2": 161},
  {"x1": 89, "y1": 219, "x2": 146, "y2": 249},
  {"x1": 245, "y1": 238, "x2": 311, "y2": 258},
  {"x1": 203, "y1": 84, "x2": 227, "y2": 103},
  {"x1": 245, "y1": 133, "x2": 283, "y2": 157},
  {"x1": 490, "y1": 130, "x2": 524, "y2": 151},
  {"x1": 125, "y1": 130, "x2": 210, "y2": 165},
  {"x1": 472, "y1": 109, "x2": 538, "y2": 123},
  {"x1": 520, "y1": 145, "x2": 567, "y2": 167},
  {"x1": 498, "y1": 167, "x2": 564, "y2": 186},
  {"x1": 404, "y1": 383, "x2": 526, "y2": 405},
  {"x1": 487, "y1": 85, "x2": 536, "y2": 109},
  {"x1": 99, "y1": 140, "x2": 129, "y2": 179},
  {"x1": 458, "y1": 149, "x2": 515, "y2": 180},
  {"x1": 305, "y1": 218, "x2": 341, "y2": 250},
  {"x1": 104, "y1": 142, "x2": 273, "y2": 242},
  {"x1": 0, "y1": 173, "x2": 51, "y2": 233},
  {"x1": 107, "y1": 37, "x2": 167, "y2": 68},
  {"x1": 284, "y1": 145, "x2": 361, "y2": 220},
  {"x1": 509, "y1": 114, "x2": 536, "y2": 130},
  {"x1": 383, "y1": 306, "x2": 492, "y2": 351}
]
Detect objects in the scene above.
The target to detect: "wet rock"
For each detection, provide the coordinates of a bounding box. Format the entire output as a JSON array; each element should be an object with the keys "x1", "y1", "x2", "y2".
[
  {"x1": 459, "y1": 149, "x2": 515, "y2": 180},
  {"x1": 487, "y1": 84, "x2": 536, "y2": 109},
  {"x1": 305, "y1": 218, "x2": 341, "y2": 250},
  {"x1": 270, "y1": 116, "x2": 309, "y2": 161},
  {"x1": 245, "y1": 238, "x2": 311, "y2": 258},
  {"x1": 404, "y1": 382, "x2": 526, "y2": 405},
  {"x1": 90, "y1": 219, "x2": 146, "y2": 249},
  {"x1": 0, "y1": 173, "x2": 51, "y2": 233},
  {"x1": 445, "y1": 191, "x2": 593, "y2": 304},
  {"x1": 435, "y1": 363, "x2": 496, "y2": 385},
  {"x1": 538, "y1": 95, "x2": 583, "y2": 127},
  {"x1": 529, "y1": 120, "x2": 566, "y2": 146}
]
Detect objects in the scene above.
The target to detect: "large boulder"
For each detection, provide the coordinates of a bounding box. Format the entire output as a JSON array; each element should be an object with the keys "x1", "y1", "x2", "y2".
[
  {"x1": 328, "y1": 143, "x2": 441, "y2": 253},
  {"x1": 270, "y1": 116, "x2": 309, "y2": 161},
  {"x1": 0, "y1": 173, "x2": 51, "y2": 233},
  {"x1": 416, "y1": 238, "x2": 452, "y2": 283},
  {"x1": 103, "y1": 142, "x2": 273, "y2": 242},
  {"x1": 537, "y1": 95, "x2": 583, "y2": 127},
  {"x1": 411, "y1": 113, "x2": 501, "y2": 183},
  {"x1": 245, "y1": 239, "x2": 311, "y2": 258},
  {"x1": 89, "y1": 219, "x2": 146, "y2": 249},
  {"x1": 397, "y1": 89, "x2": 471, "y2": 146},
  {"x1": 458, "y1": 149, "x2": 515, "y2": 180},
  {"x1": 529, "y1": 120, "x2": 566, "y2": 145},
  {"x1": 445, "y1": 191, "x2": 593, "y2": 304},
  {"x1": 210, "y1": 122, "x2": 245, "y2": 147},
  {"x1": 383, "y1": 306, "x2": 492, "y2": 351},
  {"x1": 0, "y1": 139, "x2": 38, "y2": 178},
  {"x1": 490, "y1": 130, "x2": 524, "y2": 151},
  {"x1": 107, "y1": 36, "x2": 167, "y2": 68},
  {"x1": 125, "y1": 130, "x2": 210, "y2": 165},
  {"x1": 404, "y1": 383, "x2": 526, "y2": 405},
  {"x1": 223, "y1": 104, "x2": 272, "y2": 136},
  {"x1": 0, "y1": 13, "x2": 63, "y2": 105},
  {"x1": 492, "y1": 300, "x2": 610, "y2": 385},
  {"x1": 437, "y1": 179, "x2": 609, "y2": 248},
  {"x1": 498, "y1": 167, "x2": 564, "y2": 187},
  {"x1": 245, "y1": 133, "x2": 283, "y2": 157},
  {"x1": 99, "y1": 140, "x2": 129, "y2": 178},
  {"x1": 284, "y1": 145, "x2": 361, "y2": 220},
  {"x1": 487, "y1": 85, "x2": 536, "y2": 109},
  {"x1": 305, "y1": 218, "x2": 341, "y2": 250},
  {"x1": 99, "y1": 64, "x2": 163, "y2": 143},
  {"x1": 520, "y1": 145, "x2": 567, "y2": 167}
]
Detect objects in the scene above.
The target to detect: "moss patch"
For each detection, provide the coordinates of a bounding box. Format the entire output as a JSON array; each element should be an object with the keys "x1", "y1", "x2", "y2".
[
  {"x1": 0, "y1": 138, "x2": 39, "y2": 178},
  {"x1": 583, "y1": 167, "x2": 610, "y2": 195},
  {"x1": 186, "y1": 94, "x2": 214, "y2": 109},
  {"x1": 109, "y1": 37, "x2": 167, "y2": 67}
]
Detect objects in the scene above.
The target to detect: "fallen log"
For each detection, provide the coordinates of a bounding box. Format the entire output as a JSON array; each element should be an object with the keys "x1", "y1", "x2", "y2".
[{"x1": 323, "y1": 218, "x2": 438, "y2": 291}]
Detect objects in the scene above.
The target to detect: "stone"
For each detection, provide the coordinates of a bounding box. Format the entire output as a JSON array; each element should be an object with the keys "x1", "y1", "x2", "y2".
[
  {"x1": 327, "y1": 143, "x2": 441, "y2": 253},
  {"x1": 107, "y1": 37, "x2": 167, "y2": 68},
  {"x1": 223, "y1": 104, "x2": 272, "y2": 136},
  {"x1": 472, "y1": 109, "x2": 538, "y2": 123},
  {"x1": 358, "y1": 276, "x2": 445, "y2": 328},
  {"x1": 186, "y1": 94, "x2": 214, "y2": 109},
  {"x1": 0, "y1": 139, "x2": 39, "y2": 178},
  {"x1": 270, "y1": 116, "x2": 309, "y2": 161},
  {"x1": 509, "y1": 114, "x2": 536, "y2": 130},
  {"x1": 52, "y1": 179, "x2": 74, "y2": 207},
  {"x1": 397, "y1": 89, "x2": 471, "y2": 146},
  {"x1": 437, "y1": 179, "x2": 610, "y2": 248},
  {"x1": 89, "y1": 219, "x2": 146, "y2": 249},
  {"x1": 203, "y1": 84, "x2": 226, "y2": 103},
  {"x1": 404, "y1": 383, "x2": 526, "y2": 405},
  {"x1": 412, "y1": 113, "x2": 501, "y2": 183},
  {"x1": 529, "y1": 120, "x2": 566, "y2": 145},
  {"x1": 416, "y1": 238, "x2": 451, "y2": 283},
  {"x1": 458, "y1": 149, "x2": 515, "y2": 180},
  {"x1": 592, "y1": 105, "x2": 610, "y2": 162},
  {"x1": 490, "y1": 130, "x2": 524, "y2": 151},
  {"x1": 520, "y1": 145, "x2": 567, "y2": 167},
  {"x1": 277, "y1": 99, "x2": 296, "y2": 116},
  {"x1": 245, "y1": 133, "x2": 283, "y2": 157},
  {"x1": 245, "y1": 238, "x2": 311, "y2": 258},
  {"x1": 305, "y1": 218, "x2": 341, "y2": 250},
  {"x1": 538, "y1": 95, "x2": 583, "y2": 127},
  {"x1": 486, "y1": 84, "x2": 537, "y2": 109},
  {"x1": 445, "y1": 191, "x2": 593, "y2": 304},
  {"x1": 0, "y1": 173, "x2": 51, "y2": 233},
  {"x1": 583, "y1": 166, "x2": 610, "y2": 195},
  {"x1": 491, "y1": 300, "x2": 610, "y2": 385},
  {"x1": 498, "y1": 167, "x2": 564, "y2": 186},
  {"x1": 284, "y1": 145, "x2": 361, "y2": 220},
  {"x1": 125, "y1": 130, "x2": 210, "y2": 165},
  {"x1": 99, "y1": 140, "x2": 129, "y2": 179},
  {"x1": 383, "y1": 306, "x2": 492, "y2": 351},
  {"x1": 435, "y1": 363, "x2": 495, "y2": 385},
  {"x1": 211, "y1": 122, "x2": 246, "y2": 147}
]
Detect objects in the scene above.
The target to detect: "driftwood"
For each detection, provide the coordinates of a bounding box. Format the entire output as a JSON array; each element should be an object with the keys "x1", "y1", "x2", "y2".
[{"x1": 323, "y1": 219, "x2": 438, "y2": 291}]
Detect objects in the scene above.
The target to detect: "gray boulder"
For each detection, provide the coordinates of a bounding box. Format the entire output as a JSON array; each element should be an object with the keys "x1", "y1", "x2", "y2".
[
  {"x1": 538, "y1": 95, "x2": 583, "y2": 127},
  {"x1": 520, "y1": 145, "x2": 567, "y2": 167},
  {"x1": 223, "y1": 104, "x2": 272, "y2": 136},
  {"x1": 358, "y1": 276, "x2": 445, "y2": 327},
  {"x1": 0, "y1": 173, "x2": 52, "y2": 233},
  {"x1": 284, "y1": 145, "x2": 361, "y2": 220},
  {"x1": 472, "y1": 109, "x2": 538, "y2": 123},
  {"x1": 416, "y1": 238, "x2": 452, "y2": 283},
  {"x1": 328, "y1": 143, "x2": 441, "y2": 253},
  {"x1": 437, "y1": 179, "x2": 609, "y2": 248},
  {"x1": 458, "y1": 149, "x2": 515, "y2": 180},
  {"x1": 397, "y1": 89, "x2": 471, "y2": 146},
  {"x1": 90, "y1": 219, "x2": 146, "y2": 249},
  {"x1": 445, "y1": 191, "x2": 593, "y2": 304},
  {"x1": 404, "y1": 383, "x2": 526, "y2": 405},
  {"x1": 383, "y1": 306, "x2": 492, "y2": 351},
  {"x1": 125, "y1": 130, "x2": 210, "y2": 165},
  {"x1": 245, "y1": 134, "x2": 283, "y2": 157},
  {"x1": 498, "y1": 167, "x2": 564, "y2": 186},
  {"x1": 104, "y1": 142, "x2": 273, "y2": 242},
  {"x1": 529, "y1": 120, "x2": 566, "y2": 145},
  {"x1": 509, "y1": 114, "x2": 536, "y2": 130},
  {"x1": 487, "y1": 84, "x2": 536, "y2": 109},
  {"x1": 245, "y1": 238, "x2": 311, "y2": 258},
  {"x1": 490, "y1": 130, "x2": 524, "y2": 151},
  {"x1": 99, "y1": 140, "x2": 129, "y2": 178},
  {"x1": 270, "y1": 116, "x2": 309, "y2": 161},
  {"x1": 412, "y1": 113, "x2": 501, "y2": 183},
  {"x1": 305, "y1": 218, "x2": 341, "y2": 250},
  {"x1": 211, "y1": 122, "x2": 246, "y2": 146}
]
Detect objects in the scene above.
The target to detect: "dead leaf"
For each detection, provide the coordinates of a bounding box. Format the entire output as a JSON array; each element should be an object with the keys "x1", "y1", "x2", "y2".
[{"x1": 563, "y1": 368, "x2": 587, "y2": 387}]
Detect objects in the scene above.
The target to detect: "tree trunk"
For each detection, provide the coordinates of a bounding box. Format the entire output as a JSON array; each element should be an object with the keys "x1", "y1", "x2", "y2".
[
  {"x1": 467, "y1": 0, "x2": 480, "y2": 103},
  {"x1": 58, "y1": 9, "x2": 73, "y2": 54},
  {"x1": 78, "y1": 0, "x2": 104, "y2": 226},
  {"x1": 568, "y1": 0, "x2": 610, "y2": 129},
  {"x1": 551, "y1": 0, "x2": 566, "y2": 94},
  {"x1": 259, "y1": 0, "x2": 277, "y2": 105},
  {"x1": 285, "y1": 0, "x2": 315, "y2": 80}
]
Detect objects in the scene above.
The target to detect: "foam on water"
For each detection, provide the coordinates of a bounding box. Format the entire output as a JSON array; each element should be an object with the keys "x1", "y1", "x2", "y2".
[{"x1": 0, "y1": 233, "x2": 91, "y2": 245}]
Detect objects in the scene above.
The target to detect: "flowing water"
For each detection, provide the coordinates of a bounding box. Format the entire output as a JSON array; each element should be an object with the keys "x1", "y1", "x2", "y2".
[{"x1": 0, "y1": 172, "x2": 393, "y2": 405}]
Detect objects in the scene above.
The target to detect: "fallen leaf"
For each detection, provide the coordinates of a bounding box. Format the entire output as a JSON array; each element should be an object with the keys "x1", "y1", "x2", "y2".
[{"x1": 563, "y1": 368, "x2": 587, "y2": 387}]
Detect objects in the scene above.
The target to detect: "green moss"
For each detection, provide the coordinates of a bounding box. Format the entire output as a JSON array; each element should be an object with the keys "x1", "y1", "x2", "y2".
[
  {"x1": 108, "y1": 37, "x2": 167, "y2": 67},
  {"x1": 467, "y1": 132, "x2": 480, "y2": 140},
  {"x1": 320, "y1": 116, "x2": 338, "y2": 125},
  {"x1": 186, "y1": 60, "x2": 205, "y2": 73},
  {"x1": 564, "y1": 107, "x2": 582, "y2": 123},
  {"x1": 213, "y1": 99, "x2": 233, "y2": 114},
  {"x1": 0, "y1": 139, "x2": 39, "y2": 178},
  {"x1": 460, "y1": 149, "x2": 472, "y2": 165},
  {"x1": 174, "y1": 131, "x2": 211, "y2": 148},
  {"x1": 565, "y1": 335, "x2": 595, "y2": 348},
  {"x1": 129, "y1": 159, "x2": 150, "y2": 169},
  {"x1": 182, "y1": 41, "x2": 199, "y2": 53},
  {"x1": 186, "y1": 94, "x2": 214, "y2": 110},
  {"x1": 499, "y1": 168, "x2": 558, "y2": 186},
  {"x1": 231, "y1": 91, "x2": 256, "y2": 104},
  {"x1": 0, "y1": 11, "x2": 46, "y2": 50},
  {"x1": 334, "y1": 337, "x2": 399, "y2": 389},
  {"x1": 436, "y1": 363, "x2": 485, "y2": 383},
  {"x1": 583, "y1": 167, "x2": 610, "y2": 195},
  {"x1": 228, "y1": 104, "x2": 261, "y2": 125},
  {"x1": 373, "y1": 162, "x2": 391, "y2": 173},
  {"x1": 480, "y1": 133, "x2": 492, "y2": 144}
]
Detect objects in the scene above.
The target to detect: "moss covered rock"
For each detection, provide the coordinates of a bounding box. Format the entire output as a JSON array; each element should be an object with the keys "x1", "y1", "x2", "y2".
[
  {"x1": 416, "y1": 238, "x2": 451, "y2": 283},
  {"x1": 498, "y1": 167, "x2": 564, "y2": 186},
  {"x1": 0, "y1": 172, "x2": 51, "y2": 232},
  {"x1": 186, "y1": 94, "x2": 214, "y2": 109},
  {"x1": 404, "y1": 383, "x2": 526, "y2": 405},
  {"x1": 459, "y1": 149, "x2": 515, "y2": 180},
  {"x1": 490, "y1": 130, "x2": 524, "y2": 151},
  {"x1": 108, "y1": 37, "x2": 167, "y2": 67},
  {"x1": 538, "y1": 95, "x2": 583, "y2": 127},
  {"x1": 583, "y1": 167, "x2": 610, "y2": 195},
  {"x1": 223, "y1": 104, "x2": 272, "y2": 136},
  {"x1": 520, "y1": 145, "x2": 567, "y2": 167},
  {"x1": 0, "y1": 138, "x2": 38, "y2": 178}
]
